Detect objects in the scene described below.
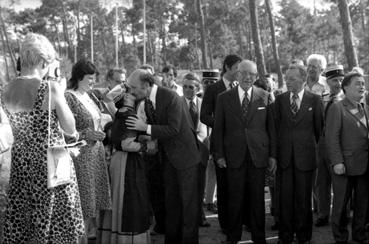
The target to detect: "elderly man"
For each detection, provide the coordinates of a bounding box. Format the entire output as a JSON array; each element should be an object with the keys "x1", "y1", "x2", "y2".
[
  {"x1": 275, "y1": 64, "x2": 324, "y2": 244},
  {"x1": 126, "y1": 69, "x2": 201, "y2": 244},
  {"x1": 315, "y1": 64, "x2": 345, "y2": 227},
  {"x1": 213, "y1": 60, "x2": 276, "y2": 244},
  {"x1": 182, "y1": 72, "x2": 210, "y2": 228},
  {"x1": 326, "y1": 72, "x2": 369, "y2": 244},
  {"x1": 305, "y1": 54, "x2": 329, "y2": 97}
]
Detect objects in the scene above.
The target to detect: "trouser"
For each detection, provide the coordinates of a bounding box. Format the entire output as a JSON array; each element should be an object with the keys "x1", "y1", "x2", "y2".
[{"x1": 331, "y1": 172, "x2": 369, "y2": 242}]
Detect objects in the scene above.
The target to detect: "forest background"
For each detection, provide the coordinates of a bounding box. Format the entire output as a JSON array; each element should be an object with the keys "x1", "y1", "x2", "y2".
[{"x1": 0, "y1": 0, "x2": 366, "y2": 87}]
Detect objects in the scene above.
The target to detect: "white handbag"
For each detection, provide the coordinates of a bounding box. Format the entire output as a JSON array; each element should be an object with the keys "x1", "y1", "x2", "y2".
[
  {"x1": 0, "y1": 108, "x2": 12, "y2": 154},
  {"x1": 46, "y1": 80, "x2": 73, "y2": 189}
]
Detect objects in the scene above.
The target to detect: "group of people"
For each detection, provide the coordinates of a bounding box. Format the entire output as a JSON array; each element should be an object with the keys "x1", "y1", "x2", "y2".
[{"x1": 0, "y1": 31, "x2": 369, "y2": 244}]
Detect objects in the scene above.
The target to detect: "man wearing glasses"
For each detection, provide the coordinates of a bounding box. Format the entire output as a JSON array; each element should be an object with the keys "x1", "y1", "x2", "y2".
[{"x1": 213, "y1": 60, "x2": 276, "y2": 244}]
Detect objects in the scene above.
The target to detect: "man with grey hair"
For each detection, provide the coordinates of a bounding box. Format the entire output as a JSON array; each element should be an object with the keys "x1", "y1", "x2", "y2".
[
  {"x1": 306, "y1": 54, "x2": 329, "y2": 97},
  {"x1": 274, "y1": 64, "x2": 323, "y2": 244},
  {"x1": 213, "y1": 60, "x2": 276, "y2": 244}
]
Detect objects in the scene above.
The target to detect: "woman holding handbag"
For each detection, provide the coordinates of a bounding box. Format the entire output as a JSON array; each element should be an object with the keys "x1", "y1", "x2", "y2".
[
  {"x1": 0, "y1": 33, "x2": 84, "y2": 243},
  {"x1": 65, "y1": 59, "x2": 111, "y2": 242}
]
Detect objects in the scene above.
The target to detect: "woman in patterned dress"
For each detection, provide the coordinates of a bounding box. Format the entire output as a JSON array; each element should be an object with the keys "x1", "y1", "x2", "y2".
[
  {"x1": 65, "y1": 59, "x2": 111, "y2": 242},
  {"x1": 0, "y1": 33, "x2": 84, "y2": 243}
]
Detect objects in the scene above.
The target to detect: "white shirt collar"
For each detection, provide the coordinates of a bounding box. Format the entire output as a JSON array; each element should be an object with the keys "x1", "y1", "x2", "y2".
[
  {"x1": 185, "y1": 96, "x2": 197, "y2": 106},
  {"x1": 290, "y1": 89, "x2": 305, "y2": 101},
  {"x1": 149, "y1": 84, "x2": 158, "y2": 107},
  {"x1": 223, "y1": 77, "x2": 232, "y2": 89},
  {"x1": 238, "y1": 85, "x2": 253, "y2": 104}
]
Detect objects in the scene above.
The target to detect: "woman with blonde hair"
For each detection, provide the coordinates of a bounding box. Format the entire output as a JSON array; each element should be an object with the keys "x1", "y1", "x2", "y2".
[{"x1": 0, "y1": 33, "x2": 84, "y2": 243}]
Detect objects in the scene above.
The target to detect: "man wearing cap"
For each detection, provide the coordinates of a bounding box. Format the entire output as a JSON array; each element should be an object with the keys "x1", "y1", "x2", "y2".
[
  {"x1": 200, "y1": 54, "x2": 242, "y2": 234},
  {"x1": 326, "y1": 72, "x2": 369, "y2": 244},
  {"x1": 315, "y1": 64, "x2": 345, "y2": 227}
]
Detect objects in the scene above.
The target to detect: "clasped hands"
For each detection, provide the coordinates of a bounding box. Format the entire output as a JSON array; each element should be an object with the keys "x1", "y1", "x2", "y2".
[{"x1": 138, "y1": 135, "x2": 158, "y2": 154}]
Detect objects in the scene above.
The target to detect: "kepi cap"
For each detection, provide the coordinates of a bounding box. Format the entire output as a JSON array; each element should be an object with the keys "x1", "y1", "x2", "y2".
[{"x1": 324, "y1": 64, "x2": 344, "y2": 79}]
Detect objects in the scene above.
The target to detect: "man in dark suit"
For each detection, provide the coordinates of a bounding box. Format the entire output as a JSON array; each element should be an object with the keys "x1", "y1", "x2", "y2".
[
  {"x1": 326, "y1": 72, "x2": 369, "y2": 244},
  {"x1": 213, "y1": 60, "x2": 277, "y2": 244},
  {"x1": 126, "y1": 69, "x2": 201, "y2": 244},
  {"x1": 274, "y1": 64, "x2": 324, "y2": 244},
  {"x1": 200, "y1": 54, "x2": 242, "y2": 233},
  {"x1": 182, "y1": 72, "x2": 210, "y2": 228}
]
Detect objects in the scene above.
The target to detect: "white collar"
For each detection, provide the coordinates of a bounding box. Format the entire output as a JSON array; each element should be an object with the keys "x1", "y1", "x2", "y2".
[
  {"x1": 238, "y1": 85, "x2": 253, "y2": 104},
  {"x1": 290, "y1": 89, "x2": 305, "y2": 100},
  {"x1": 185, "y1": 96, "x2": 197, "y2": 105},
  {"x1": 149, "y1": 84, "x2": 158, "y2": 104}
]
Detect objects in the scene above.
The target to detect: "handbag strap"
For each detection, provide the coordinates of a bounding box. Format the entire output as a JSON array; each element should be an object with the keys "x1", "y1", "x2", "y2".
[{"x1": 47, "y1": 80, "x2": 51, "y2": 148}]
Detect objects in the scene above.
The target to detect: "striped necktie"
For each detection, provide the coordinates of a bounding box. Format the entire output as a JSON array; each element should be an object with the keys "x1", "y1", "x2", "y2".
[{"x1": 291, "y1": 93, "x2": 299, "y2": 115}]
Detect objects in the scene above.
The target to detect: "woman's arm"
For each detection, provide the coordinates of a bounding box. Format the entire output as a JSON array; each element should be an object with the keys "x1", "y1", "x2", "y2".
[{"x1": 51, "y1": 81, "x2": 76, "y2": 135}]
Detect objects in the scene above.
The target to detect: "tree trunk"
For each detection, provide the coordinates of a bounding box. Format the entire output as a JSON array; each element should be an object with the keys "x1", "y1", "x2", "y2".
[
  {"x1": 60, "y1": 2, "x2": 73, "y2": 60},
  {"x1": 249, "y1": 0, "x2": 266, "y2": 77},
  {"x1": 337, "y1": 0, "x2": 358, "y2": 69},
  {"x1": 265, "y1": 0, "x2": 283, "y2": 88},
  {"x1": 76, "y1": 0, "x2": 81, "y2": 60},
  {"x1": 0, "y1": 26, "x2": 10, "y2": 81},
  {"x1": 0, "y1": 8, "x2": 16, "y2": 74},
  {"x1": 196, "y1": 0, "x2": 208, "y2": 69},
  {"x1": 237, "y1": 23, "x2": 244, "y2": 58}
]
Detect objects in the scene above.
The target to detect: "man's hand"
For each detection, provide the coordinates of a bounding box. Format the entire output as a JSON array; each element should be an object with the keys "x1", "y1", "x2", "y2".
[
  {"x1": 216, "y1": 158, "x2": 227, "y2": 168},
  {"x1": 126, "y1": 116, "x2": 148, "y2": 131},
  {"x1": 333, "y1": 163, "x2": 346, "y2": 175},
  {"x1": 268, "y1": 157, "x2": 277, "y2": 175}
]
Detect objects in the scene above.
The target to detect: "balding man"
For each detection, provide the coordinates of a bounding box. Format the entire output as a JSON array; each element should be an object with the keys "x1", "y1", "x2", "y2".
[
  {"x1": 213, "y1": 60, "x2": 276, "y2": 244},
  {"x1": 275, "y1": 64, "x2": 324, "y2": 244},
  {"x1": 125, "y1": 69, "x2": 201, "y2": 244}
]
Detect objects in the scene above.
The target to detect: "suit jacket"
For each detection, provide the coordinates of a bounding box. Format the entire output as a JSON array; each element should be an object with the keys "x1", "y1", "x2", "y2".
[
  {"x1": 325, "y1": 97, "x2": 369, "y2": 176},
  {"x1": 213, "y1": 86, "x2": 276, "y2": 169},
  {"x1": 200, "y1": 79, "x2": 227, "y2": 154},
  {"x1": 182, "y1": 96, "x2": 209, "y2": 167},
  {"x1": 274, "y1": 90, "x2": 323, "y2": 171},
  {"x1": 150, "y1": 87, "x2": 200, "y2": 170}
]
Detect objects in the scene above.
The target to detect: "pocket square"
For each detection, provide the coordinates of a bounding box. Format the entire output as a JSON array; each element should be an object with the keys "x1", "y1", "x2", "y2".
[
  {"x1": 308, "y1": 107, "x2": 312, "y2": 111},
  {"x1": 257, "y1": 107, "x2": 266, "y2": 110}
]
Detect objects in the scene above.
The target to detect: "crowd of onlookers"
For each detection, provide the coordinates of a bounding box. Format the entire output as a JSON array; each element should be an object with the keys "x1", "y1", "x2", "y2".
[{"x1": 1, "y1": 32, "x2": 369, "y2": 244}]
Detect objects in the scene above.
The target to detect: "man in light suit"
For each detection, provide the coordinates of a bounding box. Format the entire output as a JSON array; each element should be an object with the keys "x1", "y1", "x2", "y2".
[
  {"x1": 126, "y1": 69, "x2": 201, "y2": 244},
  {"x1": 326, "y1": 72, "x2": 369, "y2": 244},
  {"x1": 213, "y1": 60, "x2": 277, "y2": 244},
  {"x1": 200, "y1": 54, "x2": 242, "y2": 233},
  {"x1": 274, "y1": 64, "x2": 324, "y2": 244},
  {"x1": 182, "y1": 72, "x2": 211, "y2": 228}
]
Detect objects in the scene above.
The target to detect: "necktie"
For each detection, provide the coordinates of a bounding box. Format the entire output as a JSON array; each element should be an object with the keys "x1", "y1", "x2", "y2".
[
  {"x1": 189, "y1": 100, "x2": 198, "y2": 128},
  {"x1": 229, "y1": 82, "x2": 234, "y2": 90},
  {"x1": 242, "y1": 93, "x2": 249, "y2": 119},
  {"x1": 357, "y1": 103, "x2": 366, "y2": 126},
  {"x1": 291, "y1": 93, "x2": 299, "y2": 115},
  {"x1": 144, "y1": 98, "x2": 156, "y2": 124},
  {"x1": 324, "y1": 95, "x2": 335, "y2": 119}
]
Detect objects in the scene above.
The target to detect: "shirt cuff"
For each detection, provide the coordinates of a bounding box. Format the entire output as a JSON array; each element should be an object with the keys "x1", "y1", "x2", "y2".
[{"x1": 146, "y1": 125, "x2": 152, "y2": 135}]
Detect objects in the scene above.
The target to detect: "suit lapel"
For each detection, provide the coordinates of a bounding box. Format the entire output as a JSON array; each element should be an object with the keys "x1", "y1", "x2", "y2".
[
  {"x1": 294, "y1": 90, "x2": 310, "y2": 123},
  {"x1": 246, "y1": 86, "x2": 261, "y2": 126},
  {"x1": 283, "y1": 92, "x2": 294, "y2": 122},
  {"x1": 228, "y1": 88, "x2": 243, "y2": 122},
  {"x1": 155, "y1": 87, "x2": 163, "y2": 122},
  {"x1": 343, "y1": 98, "x2": 368, "y2": 129}
]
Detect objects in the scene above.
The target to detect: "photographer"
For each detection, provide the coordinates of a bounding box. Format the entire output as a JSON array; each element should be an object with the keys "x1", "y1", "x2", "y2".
[{"x1": 0, "y1": 33, "x2": 84, "y2": 243}]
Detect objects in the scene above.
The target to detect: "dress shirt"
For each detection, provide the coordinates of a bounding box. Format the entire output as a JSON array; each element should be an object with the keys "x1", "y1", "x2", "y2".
[
  {"x1": 145, "y1": 84, "x2": 158, "y2": 135},
  {"x1": 290, "y1": 89, "x2": 305, "y2": 110},
  {"x1": 238, "y1": 86, "x2": 253, "y2": 105}
]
